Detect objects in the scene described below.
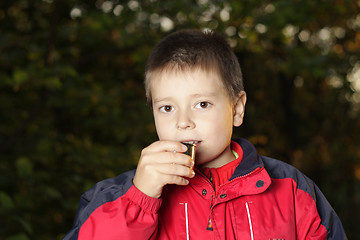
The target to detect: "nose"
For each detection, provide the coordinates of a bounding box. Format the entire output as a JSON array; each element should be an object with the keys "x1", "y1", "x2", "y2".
[{"x1": 177, "y1": 109, "x2": 195, "y2": 130}]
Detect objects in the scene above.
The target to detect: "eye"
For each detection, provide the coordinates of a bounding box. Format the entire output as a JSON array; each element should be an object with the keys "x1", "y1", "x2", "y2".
[
  {"x1": 159, "y1": 105, "x2": 174, "y2": 113},
  {"x1": 195, "y1": 101, "x2": 211, "y2": 109}
]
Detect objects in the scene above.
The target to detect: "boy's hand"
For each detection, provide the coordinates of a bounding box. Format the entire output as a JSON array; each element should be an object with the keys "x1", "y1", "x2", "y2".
[{"x1": 133, "y1": 141, "x2": 195, "y2": 199}]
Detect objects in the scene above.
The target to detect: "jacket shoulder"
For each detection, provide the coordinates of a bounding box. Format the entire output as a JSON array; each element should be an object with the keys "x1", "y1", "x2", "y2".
[
  {"x1": 74, "y1": 169, "x2": 136, "y2": 225},
  {"x1": 261, "y1": 156, "x2": 347, "y2": 239},
  {"x1": 82, "y1": 169, "x2": 136, "y2": 202},
  {"x1": 63, "y1": 170, "x2": 137, "y2": 239},
  {"x1": 261, "y1": 156, "x2": 317, "y2": 199}
]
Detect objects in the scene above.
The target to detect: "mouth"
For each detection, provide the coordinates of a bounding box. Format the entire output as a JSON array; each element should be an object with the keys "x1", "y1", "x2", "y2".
[{"x1": 181, "y1": 140, "x2": 201, "y2": 146}]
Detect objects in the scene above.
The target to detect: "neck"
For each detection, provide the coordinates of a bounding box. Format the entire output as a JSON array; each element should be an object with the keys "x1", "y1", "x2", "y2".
[{"x1": 199, "y1": 145, "x2": 235, "y2": 168}]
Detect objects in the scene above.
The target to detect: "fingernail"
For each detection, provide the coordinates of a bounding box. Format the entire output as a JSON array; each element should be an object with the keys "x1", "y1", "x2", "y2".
[
  {"x1": 182, "y1": 144, "x2": 188, "y2": 151},
  {"x1": 190, "y1": 170, "x2": 195, "y2": 177}
]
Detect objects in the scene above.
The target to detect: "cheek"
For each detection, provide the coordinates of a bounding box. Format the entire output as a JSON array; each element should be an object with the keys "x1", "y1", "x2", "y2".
[
  {"x1": 157, "y1": 129, "x2": 170, "y2": 140},
  {"x1": 154, "y1": 116, "x2": 172, "y2": 140},
  {"x1": 206, "y1": 109, "x2": 233, "y2": 130},
  {"x1": 199, "y1": 115, "x2": 233, "y2": 143}
]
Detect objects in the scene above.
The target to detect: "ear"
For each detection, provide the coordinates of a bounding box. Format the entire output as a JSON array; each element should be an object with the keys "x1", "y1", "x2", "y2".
[{"x1": 233, "y1": 91, "x2": 247, "y2": 127}]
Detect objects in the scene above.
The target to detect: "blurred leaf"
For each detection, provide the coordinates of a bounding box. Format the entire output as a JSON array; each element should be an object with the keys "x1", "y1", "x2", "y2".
[
  {"x1": 44, "y1": 77, "x2": 62, "y2": 89},
  {"x1": 15, "y1": 157, "x2": 33, "y2": 177},
  {"x1": 0, "y1": 192, "x2": 14, "y2": 210},
  {"x1": 13, "y1": 68, "x2": 28, "y2": 85}
]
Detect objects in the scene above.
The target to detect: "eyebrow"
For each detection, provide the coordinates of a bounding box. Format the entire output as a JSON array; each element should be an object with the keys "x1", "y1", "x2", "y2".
[
  {"x1": 153, "y1": 97, "x2": 173, "y2": 104},
  {"x1": 189, "y1": 93, "x2": 218, "y2": 99},
  {"x1": 153, "y1": 92, "x2": 218, "y2": 104}
]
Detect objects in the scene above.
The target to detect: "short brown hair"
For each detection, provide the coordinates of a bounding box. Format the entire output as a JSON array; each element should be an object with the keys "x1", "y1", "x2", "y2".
[{"x1": 144, "y1": 29, "x2": 244, "y2": 106}]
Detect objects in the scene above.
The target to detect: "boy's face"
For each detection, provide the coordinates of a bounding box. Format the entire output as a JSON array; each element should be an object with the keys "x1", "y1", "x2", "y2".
[{"x1": 150, "y1": 68, "x2": 246, "y2": 168}]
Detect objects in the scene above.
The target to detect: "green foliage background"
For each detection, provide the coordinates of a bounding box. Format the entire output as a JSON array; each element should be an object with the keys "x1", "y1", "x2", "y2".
[{"x1": 0, "y1": 0, "x2": 359, "y2": 239}]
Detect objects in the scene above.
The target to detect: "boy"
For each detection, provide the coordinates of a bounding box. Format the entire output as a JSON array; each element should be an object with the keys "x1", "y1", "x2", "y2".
[{"x1": 64, "y1": 29, "x2": 346, "y2": 239}]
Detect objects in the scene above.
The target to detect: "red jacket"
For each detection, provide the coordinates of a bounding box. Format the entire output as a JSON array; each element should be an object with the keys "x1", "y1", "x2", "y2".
[{"x1": 63, "y1": 138, "x2": 346, "y2": 239}]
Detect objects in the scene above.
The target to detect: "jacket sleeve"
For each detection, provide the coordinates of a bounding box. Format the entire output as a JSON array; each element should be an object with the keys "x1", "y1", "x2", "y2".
[
  {"x1": 295, "y1": 174, "x2": 347, "y2": 240},
  {"x1": 62, "y1": 171, "x2": 162, "y2": 240}
]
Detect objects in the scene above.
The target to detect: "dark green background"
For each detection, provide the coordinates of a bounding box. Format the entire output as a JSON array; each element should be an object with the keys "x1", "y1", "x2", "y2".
[{"x1": 1, "y1": 0, "x2": 359, "y2": 239}]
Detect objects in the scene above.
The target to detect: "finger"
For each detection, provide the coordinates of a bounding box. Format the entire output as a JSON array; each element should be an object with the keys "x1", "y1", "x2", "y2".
[
  {"x1": 165, "y1": 175, "x2": 190, "y2": 186},
  {"x1": 153, "y1": 151, "x2": 194, "y2": 167},
  {"x1": 157, "y1": 163, "x2": 195, "y2": 178}
]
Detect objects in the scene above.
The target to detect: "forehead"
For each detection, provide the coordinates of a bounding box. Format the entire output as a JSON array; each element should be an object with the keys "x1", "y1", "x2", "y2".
[
  {"x1": 149, "y1": 68, "x2": 231, "y2": 105},
  {"x1": 149, "y1": 68, "x2": 225, "y2": 90}
]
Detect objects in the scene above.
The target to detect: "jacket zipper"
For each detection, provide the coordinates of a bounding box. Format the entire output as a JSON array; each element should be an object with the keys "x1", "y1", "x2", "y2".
[
  {"x1": 194, "y1": 167, "x2": 262, "y2": 193},
  {"x1": 193, "y1": 167, "x2": 262, "y2": 237},
  {"x1": 228, "y1": 167, "x2": 262, "y2": 185}
]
